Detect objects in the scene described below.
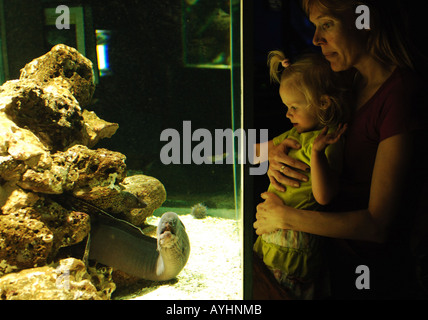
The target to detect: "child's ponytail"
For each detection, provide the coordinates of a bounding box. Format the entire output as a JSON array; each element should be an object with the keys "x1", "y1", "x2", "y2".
[{"x1": 267, "y1": 50, "x2": 287, "y2": 84}]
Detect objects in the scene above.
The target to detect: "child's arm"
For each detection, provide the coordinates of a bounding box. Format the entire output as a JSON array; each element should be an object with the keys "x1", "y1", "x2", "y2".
[{"x1": 311, "y1": 125, "x2": 347, "y2": 206}]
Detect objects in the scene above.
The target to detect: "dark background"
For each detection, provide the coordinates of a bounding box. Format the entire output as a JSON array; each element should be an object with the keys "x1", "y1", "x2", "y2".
[
  {"x1": 2, "y1": 0, "x2": 427, "y2": 298},
  {"x1": 248, "y1": 0, "x2": 428, "y2": 201},
  {"x1": 3, "y1": 0, "x2": 425, "y2": 199},
  {"x1": 1, "y1": 0, "x2": 236, "y2": 203}
]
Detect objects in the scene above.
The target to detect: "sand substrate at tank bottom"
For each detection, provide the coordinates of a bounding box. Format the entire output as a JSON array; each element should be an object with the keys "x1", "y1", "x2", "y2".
[{"x1": 115, "y1": 210, "x2": 243, "y2": 300}]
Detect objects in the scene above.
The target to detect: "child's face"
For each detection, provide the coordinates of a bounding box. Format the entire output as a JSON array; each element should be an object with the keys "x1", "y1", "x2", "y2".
[{"x1": 279, "y1": 82, "x2": 320, "y2": 133}]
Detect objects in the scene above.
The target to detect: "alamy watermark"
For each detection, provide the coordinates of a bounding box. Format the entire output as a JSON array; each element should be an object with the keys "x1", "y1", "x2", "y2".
[
  {"x1": 355, "y1": 265, "x2": 370, "y2": 290},
  {"x1": 55, "y1": 5, "x2": 70, "y2": 30},
  {"x1": 160, "y1": 121, "x2": 268, "y2": 176},
  {"x1": 54, "y1": 3, "x2": 370, "y2": 31},
  {"x1": 355, "y1": 5, "x2": 370, "y2": 30}
]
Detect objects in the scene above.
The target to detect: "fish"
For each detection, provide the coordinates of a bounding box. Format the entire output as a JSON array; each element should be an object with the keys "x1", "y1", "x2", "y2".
[
  {"x1": 89, "y1": 211, "x2": 190, "y2": 281},
  {"x1": 206, "y1": 152, "x2": 232, "y2": 164},
  {"x1": 54, "y1": 195, "x2": 190, "y2": 281}
]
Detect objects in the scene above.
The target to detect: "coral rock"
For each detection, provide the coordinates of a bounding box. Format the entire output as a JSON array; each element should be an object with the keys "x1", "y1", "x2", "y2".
[
  {"x1": 120, "y1": 175, "x2": 167, "y2": 226},
  {"x1": 81, "y1": 109, "x2": 119, "y2": 148},
  {"x1": 61, "y1": 145, "x2": 127, "y2": 193},
  {"x1": 0, "y1": 156, "x2": 27, "y2": 183},
  {"x1": 0, "y1": 185, "x2": 90, "y2": 276},
  {"x1": 16, "y1": 145, "x2": 127, "y2": 196},
  {"x1": 0, "y1": 83, "x2": 117, "y2": 156},
  {"x1": 0, "y1": 258, "x2": 115, "y2": 300},
  {"x1": 0, "y1": 112, "x2": 52, "y2": 169},
  {"x1": 0, "y1": 79, "x2": 85, "y2": 151},
  {"x1": 20, "y1": 44, "x2": 95, "y2": 108},
  {"x1": 72, "y1": 186, "x2": 146, "y2": 219},
  {"x1": 0, "y1": 45, "x2": 168, "y2": 299},
  {"x1": 0, "y1": 214, "x2": 54, "y2": 272}
]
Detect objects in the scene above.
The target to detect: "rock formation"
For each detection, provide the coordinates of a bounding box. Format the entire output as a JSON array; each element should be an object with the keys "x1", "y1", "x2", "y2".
[
  {"x1": 0, "y1": 44, "x2": 166, "y2": 300},
  {"x1": 0, "y1": 258, "x2": 115, "y2": 300}
]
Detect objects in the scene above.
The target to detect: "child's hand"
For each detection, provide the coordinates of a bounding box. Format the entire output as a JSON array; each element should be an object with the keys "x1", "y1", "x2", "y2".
[{"x1": 313, "y1": 124, "x2": 347, "y2": 153}]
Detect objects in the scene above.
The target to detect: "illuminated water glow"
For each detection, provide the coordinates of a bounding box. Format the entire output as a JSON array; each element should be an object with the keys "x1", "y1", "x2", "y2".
[{"x1": 96, "y1": 30, "x2": 111, "y2": 76}]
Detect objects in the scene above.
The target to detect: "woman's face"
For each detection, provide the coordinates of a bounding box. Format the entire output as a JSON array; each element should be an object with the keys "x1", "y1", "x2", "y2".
[{"x1": 309, "y1": 5, "x2": 367, "y2": 71}]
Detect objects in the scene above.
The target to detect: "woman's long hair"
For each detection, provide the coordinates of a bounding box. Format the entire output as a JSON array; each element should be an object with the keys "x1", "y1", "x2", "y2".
[{"x1": 301, "y1": 0, "x2": 419, "y2": 71}]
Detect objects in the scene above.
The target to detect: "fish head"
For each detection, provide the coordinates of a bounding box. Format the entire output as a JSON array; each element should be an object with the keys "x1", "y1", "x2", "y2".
[
  {"x1": 156, "y1": 212, "x2": 190, "y2": 277},
  {"x1": 157, "y1": 211, "x2": 185, "y2": 249}
]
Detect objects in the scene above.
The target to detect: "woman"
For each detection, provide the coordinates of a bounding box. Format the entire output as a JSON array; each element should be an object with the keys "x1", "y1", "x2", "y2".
[{"x1": 253, "y1": 0, "x2": 428, "y2": 299}]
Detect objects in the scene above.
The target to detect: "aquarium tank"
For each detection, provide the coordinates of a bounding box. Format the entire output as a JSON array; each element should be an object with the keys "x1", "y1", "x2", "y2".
[{"x1": 0, "y1": 0, "x2": 247, "y2": 300}]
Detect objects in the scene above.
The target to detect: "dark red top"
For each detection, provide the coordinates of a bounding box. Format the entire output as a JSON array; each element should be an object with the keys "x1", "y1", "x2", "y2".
[
  {"x1": 327, "y1": 69, "x2": 428, "y2": 298},
  {"x1": 337, "y1": 68, "x2": 425, "y2": 211}
]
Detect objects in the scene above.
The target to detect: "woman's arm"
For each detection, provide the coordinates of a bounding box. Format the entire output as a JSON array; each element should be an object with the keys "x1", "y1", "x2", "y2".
[{"x1": 255, "y1": 133, "x2": 411, "y2": 243}]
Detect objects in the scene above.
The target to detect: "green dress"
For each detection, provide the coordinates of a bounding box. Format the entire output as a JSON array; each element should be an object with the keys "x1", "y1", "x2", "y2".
[{"x1": 253, "y1": 127, "x2": 344, "y2": 299}]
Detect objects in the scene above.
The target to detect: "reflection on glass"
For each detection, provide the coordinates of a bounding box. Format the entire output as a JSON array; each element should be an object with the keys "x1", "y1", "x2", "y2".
[
  {"x1": 96, "y1": 30, "x2": 112, "y2": 77},
  {"x1": 182, "y1": 0, "x2": 231, "y2": 68},
  {"x1": 44, "y1": 6, "x2": 86, "y2": 55}
]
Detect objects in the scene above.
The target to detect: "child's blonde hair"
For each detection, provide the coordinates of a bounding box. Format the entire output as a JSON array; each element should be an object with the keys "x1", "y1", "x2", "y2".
[{"x1": 268, "y1": 50, "x2": 351, "y2": 127}]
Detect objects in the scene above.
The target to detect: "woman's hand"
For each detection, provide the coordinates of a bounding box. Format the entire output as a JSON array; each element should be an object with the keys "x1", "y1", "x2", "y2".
[
  {"x1": 268, "y1": 138, "x2": 310, "y2": 192},
  {"x1": 254, "y1": 192, "x2": 289, "y2": 235}
]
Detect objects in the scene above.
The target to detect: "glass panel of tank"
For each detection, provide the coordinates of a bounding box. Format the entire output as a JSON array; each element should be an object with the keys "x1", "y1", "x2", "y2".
[
  {"x1": 182, "y1": 0, "x2": 231, "y2": 69},
  {"x1": 0, "y1": 0, "x2": 243, "y2": 300}
]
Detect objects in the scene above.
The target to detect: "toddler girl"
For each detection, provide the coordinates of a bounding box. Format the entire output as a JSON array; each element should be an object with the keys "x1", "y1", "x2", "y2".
[{"x1": 253, "y1": 51, "x2": 352, "y2": 299}]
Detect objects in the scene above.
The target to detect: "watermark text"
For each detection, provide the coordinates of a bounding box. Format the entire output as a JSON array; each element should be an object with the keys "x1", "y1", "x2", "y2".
[
  {"x1": 355, "y1": 264, "x2": 370, "y2": 290},
  {"x1": 355, "y1": 5, "x2": 370, "y2": 30},
  {"x1": 55, "y1": 5, "x2": 70, "y2": 30},
  {"x1": 160, "y1": 121, "x2": 268, "y2": 175}
]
